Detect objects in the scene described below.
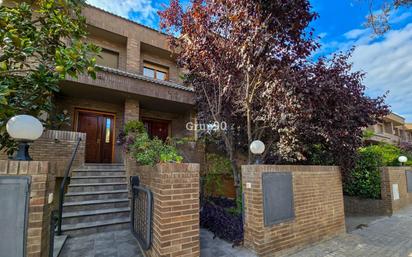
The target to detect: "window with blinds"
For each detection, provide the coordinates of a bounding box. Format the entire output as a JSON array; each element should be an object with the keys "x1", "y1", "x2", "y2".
[{"x1": 96, "y1": 48, "x2": 119, "y2": 69}]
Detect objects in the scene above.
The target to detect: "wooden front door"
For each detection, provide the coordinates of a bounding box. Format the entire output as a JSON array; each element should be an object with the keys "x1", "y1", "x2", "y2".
[
  {"x1": 143, "y1": 119, "x2": 170, "y2": 141},
  {"x1": 77, "y1": 110, "x2": 114, "y2": 163}
]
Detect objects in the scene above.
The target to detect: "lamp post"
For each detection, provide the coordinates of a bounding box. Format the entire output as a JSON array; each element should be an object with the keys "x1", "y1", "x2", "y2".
[
  {"x1": 398, "y1": 156, "x2": 408, "y2": 166},
  {"x1": 250, "y1": 140, "x2": 265, "y2": 164},
  {"x1": 6, "y1": 115, "x2": 44, "y2": 161}
]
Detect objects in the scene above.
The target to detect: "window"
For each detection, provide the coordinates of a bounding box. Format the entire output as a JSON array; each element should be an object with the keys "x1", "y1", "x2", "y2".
[
  {"x1": 377, "y1": 124, "x2": 384, "y2": 134},
  {"x1": 143, "y1": 61, "x2": 169, "y2": 81},
  {"x1": 105, "y1": 119, "x2": 111, "y2": 143},
  {"x1": 96, "y1": 48, "x2": 119, "y2": 69}
]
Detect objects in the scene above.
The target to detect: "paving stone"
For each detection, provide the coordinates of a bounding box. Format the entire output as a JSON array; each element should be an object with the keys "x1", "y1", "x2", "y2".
[
  {"x1": 59, "y1": 230, "x2": 144, "y2": 257},
  {"x1": 200, "y1": 229, "x2": 256, "y2": 257},
  {"x1": 59, "y1": 206, "x2": 412, "y2": 257},
  {"x1": 201, "y1": 205, "x2": 412, "y2": 257},
  {"x1": 287, "y1": 205, "x2": 412, "y2": 257}
]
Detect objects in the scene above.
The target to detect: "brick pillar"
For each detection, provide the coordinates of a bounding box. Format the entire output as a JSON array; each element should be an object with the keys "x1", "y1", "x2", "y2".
[
  {"x1": 126, "y1": 37, "x2": 140, "y2": 73},
  {"x1": 124, "y1": 98, "x2": 140, "y2": 192},
  {"x1": 130, "y1": 163, "x2": 200, "y2": 257},
  {"x1": 380, "y1": 166, "x2": 412, "y2": 214},
  {"x1": 0, "y1": 161, "x2": 54, "y2": 257},
  {"x1": 124, "y1": 98, "x2": 140, "y2": 123}
]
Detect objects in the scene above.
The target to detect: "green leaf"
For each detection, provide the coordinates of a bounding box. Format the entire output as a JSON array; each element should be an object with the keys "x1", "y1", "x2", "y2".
[{"x1": 0, "y1": 61, "x2": 7, "y2": 71}]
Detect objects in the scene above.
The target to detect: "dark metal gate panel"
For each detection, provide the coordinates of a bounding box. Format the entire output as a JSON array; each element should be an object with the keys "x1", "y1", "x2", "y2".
[
  {"x1": 262, "y1": 172, "x2": 294, "y2": 227},
  {"x1": 0, "y1": 176, "x2": 31, "y2": 257},
  {"x1": 130, "y1": 176, "x2": 153, "y2": 251},
  {"x1": 406, "y1": 171, "x2": 412, "y2": 193}
]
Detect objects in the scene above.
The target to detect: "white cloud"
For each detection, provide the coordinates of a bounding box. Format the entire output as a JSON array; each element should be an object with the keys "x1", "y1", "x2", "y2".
[
  {"x1": 86, "y1": 0, "x2": 157, "y2": 24},
  {"x1": 391, "y1": 12, "x2": 412, "y2": 24},
  {"x1": 344, "y1": 28, "x2": 369, "y2": 39},
  {"x1": 319, "y1": 28, "x2": 374, "y2": 55},
  {"x1": 349, "y1": 23, "x2": 412, "y2": 121},
  {"x1": 318, "y1": 32, "x2": 328, "y2": 39}
]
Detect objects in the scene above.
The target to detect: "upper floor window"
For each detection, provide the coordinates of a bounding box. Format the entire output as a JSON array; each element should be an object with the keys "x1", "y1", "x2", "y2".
[
  {"x1": 97, "y1": 48, "x2": 119, "y2": 69},
  {"x1": 143, "y1": 61, "x2": 169, "y2": 81}
]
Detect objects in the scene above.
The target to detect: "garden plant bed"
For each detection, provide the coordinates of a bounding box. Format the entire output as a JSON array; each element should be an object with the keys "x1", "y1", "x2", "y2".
[{"x1": 200, "y1": 197, "x2": 243, "y2": 246}]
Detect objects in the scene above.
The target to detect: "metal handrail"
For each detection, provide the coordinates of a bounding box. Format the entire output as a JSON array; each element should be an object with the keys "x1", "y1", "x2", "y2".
[
  {"x1": 131, "y1": 185, "x2": 153, "y2": 250},
  {"x1": 57, "y1": 137, "x2": 82, "y2": 235},
  {"x1": 49, "y1": 211, "x2": 58, "y2": 257}
]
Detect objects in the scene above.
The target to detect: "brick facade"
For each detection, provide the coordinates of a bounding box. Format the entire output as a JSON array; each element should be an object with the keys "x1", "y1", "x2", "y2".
[
  {"x1": 124, "y1": 98, "x2": 140, "y2": 123},
  {"x1": 0, "y1": 130, "x2": 85, "y2": 177},
  {"x1": 241, "y1": 165, "x2": 346, "y2": 257},
  {"x1": 344, "y1": 166, "x2": 412, "y2": 216},
  {"x1": 381, "y1": 166, "x2": 412, "y2": 212},
  {"x1": 0, "y1": 161, "x2": 55, "y2": 257},
  {"x1": 127, "y1": 162, "x2": 200, "y2": 257}
]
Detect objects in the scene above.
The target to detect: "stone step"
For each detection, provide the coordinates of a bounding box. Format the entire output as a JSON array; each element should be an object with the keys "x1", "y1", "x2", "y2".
[
  {"x1": 72, "y1": 170, "x2": 126, "y2": 176},
  {"x1": 70, "y1": 176, "x2": 126, "y2": 184},
  {"x1": 77, "y1": 164, "x2": 125, "y2": 171},
  {"x1": 63, "y1": 199, "x2": 129, "y2": 212},
  {"x1": 68, "y1": 183, "x2": 127, "y2": 193},
  {"x1": 61, "y1": 217, "x2": 130, "y2": 237},
  {"x1": 62, "y1": 207, "x2": 130, "y2": 225},
  {"x1": 65, "y1": 190, "x2": 129, "y2": 202}
]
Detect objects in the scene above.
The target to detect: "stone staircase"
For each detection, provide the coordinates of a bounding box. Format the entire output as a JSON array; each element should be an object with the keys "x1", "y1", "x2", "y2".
[{"x1": 60, "y1": 164, "x2": 130, "y2": 236}]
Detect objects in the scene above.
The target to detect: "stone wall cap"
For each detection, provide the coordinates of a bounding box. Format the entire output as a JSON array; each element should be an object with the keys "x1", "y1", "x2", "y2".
[
  {"x1": 138, "y1": 163, "x2": 200, "y2": 173},
  {"x1": 42, "y1": 130, "x2": 86, "y2": 141},
  {"x1": 241, "y1": 165, "x2": 340, "y2": 173}
]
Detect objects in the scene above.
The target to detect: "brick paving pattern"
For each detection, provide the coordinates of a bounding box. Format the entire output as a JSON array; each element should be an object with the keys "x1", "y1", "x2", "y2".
[
  {"x1": 58, "y1": 205, "x2": 412, "y2": 257},
  {"x1": 287, "y1": 205, "x2": 412, "y2": 257},
  {"x1": 59, "y1": 230, "x2": 144, "y2": 257},
  {"x1": 201, "y1": 205, "x2": 412, "y2": 257},
  {"x1": 200, "y1": 229, "x2": 256, "y2": 257}
]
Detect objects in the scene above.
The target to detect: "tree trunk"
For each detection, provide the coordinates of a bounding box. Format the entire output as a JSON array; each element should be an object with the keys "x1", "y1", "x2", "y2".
[
  {"x1": 245, "y1": 72, "x2": 253, "y2": 165},
  {"x1": 222, "y1": 132, "x2": 242, "y2": 201},
  {"x1": 246, "y1": 103, "x2": 252, "y2": 164}
]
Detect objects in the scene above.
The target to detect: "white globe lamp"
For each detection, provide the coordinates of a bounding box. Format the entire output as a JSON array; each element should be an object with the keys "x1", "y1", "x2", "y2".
[
  {"x1": 250, "y1": 140, "x2": 265, "y2": 164},
  {"x1": 6, "y1": 115, "x2": 44, "y2": 160},
  {"x1": 398, "y1": 156, "x2": 408, "y2": 166}
]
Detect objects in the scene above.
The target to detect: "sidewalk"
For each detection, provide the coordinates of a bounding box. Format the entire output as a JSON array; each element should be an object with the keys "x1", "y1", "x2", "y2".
[{"x1": 287, "y1": 205, "x2": 412, "y2": 257}]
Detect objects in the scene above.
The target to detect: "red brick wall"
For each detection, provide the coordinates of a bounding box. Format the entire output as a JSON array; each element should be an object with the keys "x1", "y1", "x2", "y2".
[
  {"x1": 381, "y1": 166, "x2": 412, "y2": 213},
  {"x1": 124, "y1": 98, "x2": 140, "y2": 123},
  {"x1": 0, "y1": 161, "x2": 55, "y2": 257},
  {"x1": 0, "y1": 130, "x2": 85, "y2": 177},
  {"x1": 344, "y1": 166, "x2": 412, "y2": 216},
  {"x1": 128, "y1": 163, "x2": 200, "y2": 257},
  {"x1": 242, "y1": 165, "x2": 346, "y2": 257}
]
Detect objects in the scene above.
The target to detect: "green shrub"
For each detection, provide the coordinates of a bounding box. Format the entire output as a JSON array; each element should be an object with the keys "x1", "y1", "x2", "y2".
[
  {"x1": 360, "y1": 143, "x2": 412, "y2": 166},
  {"x1": 344, "y1": 150, "x2": 383, "y2": 199},
  {"x1": 124, "y1": 121, "x2": 183, "y2": 166},
  {"x1": 344, "y1": 143, "x2": 412, "y2": 199},
  {"x1": 203, "y1": 154, "x2": 232, "y2": 196}
]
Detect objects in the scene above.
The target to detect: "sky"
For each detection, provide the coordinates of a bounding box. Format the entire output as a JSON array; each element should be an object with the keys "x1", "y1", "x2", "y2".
[{"x1": 86, "y1": 0, "x2": 412, "y2": 122}]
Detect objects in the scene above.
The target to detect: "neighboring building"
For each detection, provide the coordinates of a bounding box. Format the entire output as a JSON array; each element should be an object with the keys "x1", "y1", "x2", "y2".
[
  {"x1": 54, "y1": 5, "x2": 196, "y2": 164},
  {"x1": 367, "y1": 113, "x2": 412, "y2": 145}
]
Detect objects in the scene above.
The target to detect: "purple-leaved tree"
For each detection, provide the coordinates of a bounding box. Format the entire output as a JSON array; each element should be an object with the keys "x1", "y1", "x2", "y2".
[{"x1": 159, "y1": 0, "x2": 389, "y2": 197}]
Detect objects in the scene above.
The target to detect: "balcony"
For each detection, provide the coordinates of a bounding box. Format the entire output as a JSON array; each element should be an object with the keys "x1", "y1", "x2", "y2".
[
  {"x1": 369, "y1": 132, "x2": 401, "y2": 145},
  {"x1": 64, "y1": 65, "x2": 195, "y2": 106}
]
